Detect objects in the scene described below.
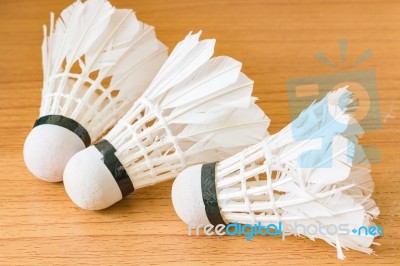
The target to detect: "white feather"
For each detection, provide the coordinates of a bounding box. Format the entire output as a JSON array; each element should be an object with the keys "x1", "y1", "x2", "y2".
[
  {"x1": 182, "y1": 103, "x2": 270, "y2": 162},
  {"x1": 39, "y1": 0, "x2": 167, "y2": 141},
  {"x1": 168, "y1": 72, "x2": 254, "y2": 124},
  {"x1": 161, "y1": 56, "x2": 242, "y2": 109},
  {"x1": 144, "y1": 32, "x2": 215, "y2": 100},
  {"x1": 104, "y1": 32, "x2": 269, "y2": 189},
  {"x1": 202, "y1": 88, "x2": 380, "y2": 259}
]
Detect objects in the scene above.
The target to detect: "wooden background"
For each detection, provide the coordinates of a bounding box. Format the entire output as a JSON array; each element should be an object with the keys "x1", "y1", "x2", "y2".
[{"x1": 0, "y1": 0, "x2": 399, "y2": 265}]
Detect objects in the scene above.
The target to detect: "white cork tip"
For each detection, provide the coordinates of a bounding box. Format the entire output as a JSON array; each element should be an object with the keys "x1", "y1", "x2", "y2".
[
  {"x1": 23, "y1": 124, "x2": 86, "y2": 182},
  {"x1": 171, "y1": 164, "x2": 211, "y2": 226},
  {"x1": 63, "y1": 145, "x2": 123, "y2": 210}
]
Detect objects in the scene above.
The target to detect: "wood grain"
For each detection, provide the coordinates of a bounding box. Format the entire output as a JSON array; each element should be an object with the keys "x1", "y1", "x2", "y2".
[{"x1": 0, "y1": 0, "x2": 399, "y2": 265}]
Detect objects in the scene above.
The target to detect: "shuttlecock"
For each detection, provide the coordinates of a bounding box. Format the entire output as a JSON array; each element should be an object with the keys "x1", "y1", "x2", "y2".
[
  {"x1": 63, "y1": 32, "x2": 270, "y2": 210},
  {"x1": 172, "y1": 87, "x2": 380, "y2": 259},
  {"x1": 23, "y1": 0, "x2": 168, "y2": 182}
]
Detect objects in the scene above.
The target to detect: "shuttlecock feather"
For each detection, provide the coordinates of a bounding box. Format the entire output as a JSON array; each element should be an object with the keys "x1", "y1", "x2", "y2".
[
  {"x1": 24, "y1": 0, "x2": 167, "y2": 182},
  {"x1": 172, "y1": 87, "x2": 379, "y2": 259},
  {"x1": 63, "y1": 32, "x2": 270, "y2": 210}
]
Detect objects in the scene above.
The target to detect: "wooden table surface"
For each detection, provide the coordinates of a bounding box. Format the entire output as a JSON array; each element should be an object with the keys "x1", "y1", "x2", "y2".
[{"x1": 0, "y1": 0, "x2": 399, "y2": 265}]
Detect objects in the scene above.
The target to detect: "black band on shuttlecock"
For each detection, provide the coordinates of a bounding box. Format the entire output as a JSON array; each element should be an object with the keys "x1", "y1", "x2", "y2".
[
  {"x1": 94, "y1": 139, "x2": 134, "y2": 198},
  {"x1": 33, "y1": 115, "x2": 91, "y2": 147},
  {"x1": 201, "y1": 162, "x2": 226, "y2": 226}
]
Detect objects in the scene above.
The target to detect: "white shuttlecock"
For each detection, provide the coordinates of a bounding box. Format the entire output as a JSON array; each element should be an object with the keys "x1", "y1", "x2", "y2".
[
  {"x1": 172, "y1": 87, "x2": 380, "y2": 259},
  {"x1": 23, "y1": 0, "x2": 167, "y2": 182},
  {"x1": 63, "y1": 32, "x2": 270, "y2": 210}
]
